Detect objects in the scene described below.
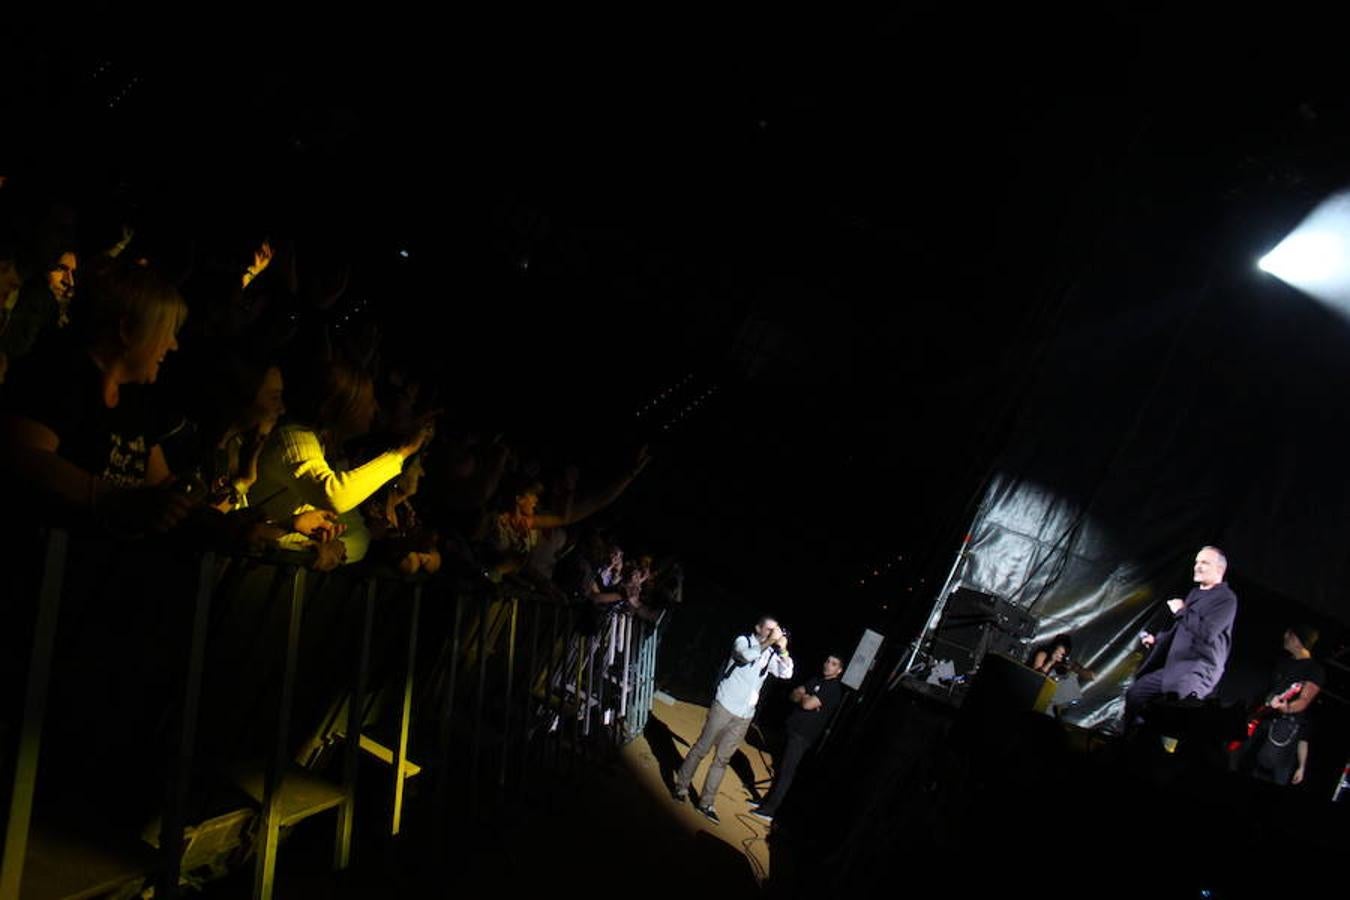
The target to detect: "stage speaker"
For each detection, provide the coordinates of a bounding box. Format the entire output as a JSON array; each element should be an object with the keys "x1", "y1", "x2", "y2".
[
  {"x1": 985, "y1": 628, "x2": 1032, "y2": 663},
  {"x1": 991, "y1": 601, "x2": 1037, "y2": 640},
  {"x1": 930, "y1": 587, "x2": 997, "y2": 677},
  {"x1": 964, "y1": 652, "x2": 1057, "y2": 714},
  {"x1": 929, "y1": 587, "x2": 1039, "y2": 678}
]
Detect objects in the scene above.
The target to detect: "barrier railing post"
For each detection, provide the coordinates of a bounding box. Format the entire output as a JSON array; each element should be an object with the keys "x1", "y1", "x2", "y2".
[
  {"x1": 498, "y1": 597, "x2": 518, "y2": 790},
  {"x1": 391, "y1": 581, "x2": 421, "y2": 836},
  {"x1": 335, "y1": 576, "x2": 377, "y2": 868},
  {"x1": 0, "y1": 529, "x2": 68, "y2": 900},
  {"x1": 434, "y1": 592, "x2": 463, "y2": 834},
  {"x1": 470, "y1": 589, "x2": 490, "y2": 807},
  {"x1": 252, "y1": 564, "x2": 306, "y2": 900},
  {"x1": 155, "y1": 551, "x2": 217, "y2": 899},
  {"x1": 544, "y1": 602, "x2": 564, "y2": 773},
  {"x1": 521, "y1": 594, "x2": 542, "y2": 795}
]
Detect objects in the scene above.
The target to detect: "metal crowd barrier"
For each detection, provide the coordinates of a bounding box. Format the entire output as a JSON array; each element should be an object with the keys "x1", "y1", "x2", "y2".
[{"x1": 0, "y1": 532, "x2": 667, "y2": 900}]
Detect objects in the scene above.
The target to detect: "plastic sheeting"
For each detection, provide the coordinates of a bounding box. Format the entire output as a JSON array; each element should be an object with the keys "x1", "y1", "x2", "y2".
[
  {"x1": 931, "y1": 242, "x2": 1350, "y2": 727},
  {"x1": 955, "y1": 472, "x2": 1213, "y2": 727}
]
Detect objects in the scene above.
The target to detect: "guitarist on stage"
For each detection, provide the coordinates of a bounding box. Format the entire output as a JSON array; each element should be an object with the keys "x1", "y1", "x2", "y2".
[{"x1": 1236, "y1": 625, "x2": 1325, "y2": 785}]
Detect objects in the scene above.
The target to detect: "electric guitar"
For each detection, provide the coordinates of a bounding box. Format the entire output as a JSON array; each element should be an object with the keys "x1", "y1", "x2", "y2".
[{"x1": 1226, "y1": 682, "x2": 1303, "y2": 752}]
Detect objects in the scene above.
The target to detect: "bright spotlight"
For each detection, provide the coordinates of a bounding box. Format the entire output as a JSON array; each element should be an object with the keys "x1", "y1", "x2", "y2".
[{"x1": 1257, "y1": 190, "x2": 1350, "y2": 309}]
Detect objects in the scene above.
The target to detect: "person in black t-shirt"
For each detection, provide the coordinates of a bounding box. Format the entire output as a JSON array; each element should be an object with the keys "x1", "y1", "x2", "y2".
[
  {"x1": 750, "y1": 654, "x2": 845, "y2": 822},
  {"x1": 1237, "y1": 624, "x2": 1325, "y2": 786},
  {"x1": 0, "y1": 263, "x2": 195, "y2": 534}
]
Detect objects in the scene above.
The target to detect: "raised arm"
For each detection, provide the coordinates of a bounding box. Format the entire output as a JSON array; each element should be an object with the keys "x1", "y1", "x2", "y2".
[
  {"x1": 533, "y1": 447, "x2": 650, "y2": 529},
  {"x1": 270, "y1": 427, "x2": 411, "y2": 514}
]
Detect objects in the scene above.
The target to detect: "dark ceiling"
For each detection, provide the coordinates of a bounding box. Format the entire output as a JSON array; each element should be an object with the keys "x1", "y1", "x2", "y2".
[{"x1": 7, "y1": 8, "x2": 1350, "y2": 645}]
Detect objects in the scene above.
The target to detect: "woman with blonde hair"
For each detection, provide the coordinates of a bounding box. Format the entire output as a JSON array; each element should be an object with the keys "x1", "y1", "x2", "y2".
[{"x1": 0, "y1": 262, "x2": 195, "y2": 533}]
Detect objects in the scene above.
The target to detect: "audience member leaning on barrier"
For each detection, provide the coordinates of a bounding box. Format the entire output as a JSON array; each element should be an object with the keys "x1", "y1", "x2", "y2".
[
  {"x1": 248, "y1": 358, "x2": 434, "y2": 566},
  {"x1": 0, "y1": 263, "x2": 352, "y2": 571},
  {"x1": 0, "y1": 262, "x2": 199, "y2": 535},
  {"x1": 179, "y1": 349, "x2": 349, "y2": 563},
  {"x1": 479, "y1": 446, "x2": 651, "y2": 585}
]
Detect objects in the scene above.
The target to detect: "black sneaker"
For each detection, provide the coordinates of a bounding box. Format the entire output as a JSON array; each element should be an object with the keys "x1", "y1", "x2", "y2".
[
  {"x1": 749, "y1": 807, "x2": 774, "y2": 823},
  {"x1": 696, "y1": 805, "x2": 721, "y2": 825},
  {"x1": 671, "y1": 785, "x2": 688, "y2": 803}
]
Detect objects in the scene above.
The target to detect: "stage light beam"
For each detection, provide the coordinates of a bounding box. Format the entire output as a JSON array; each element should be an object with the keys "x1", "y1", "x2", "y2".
[{"x1": 1258, "y1": 190, "x2": 1350, "y2": 310}]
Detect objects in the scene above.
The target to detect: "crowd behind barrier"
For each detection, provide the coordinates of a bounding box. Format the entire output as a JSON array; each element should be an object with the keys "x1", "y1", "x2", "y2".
[{"x1": 1, "y1": 166, "x2": 679, "y2": 900}]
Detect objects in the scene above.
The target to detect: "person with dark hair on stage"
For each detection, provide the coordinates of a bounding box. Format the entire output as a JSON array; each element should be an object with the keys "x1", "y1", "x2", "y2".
[
  {"x1": 1122, "y1": 545, "x2": 1238, "y2": 730},
  {"x1": 1236, "y1": 624, "x2": 1325, "y2": 785},
  {"x1": 672, "y1": 616, "x2": 793, "y2": 824},
  {"x1": 1027, "y1": 632, "x2": 1097, "y2": 716},
  {"x1": 1029, "y1": 633, "x2": 1073, "y2": 676},
  {"x1": 750, "y1": 653, "x2": 844, "y2": 824}
]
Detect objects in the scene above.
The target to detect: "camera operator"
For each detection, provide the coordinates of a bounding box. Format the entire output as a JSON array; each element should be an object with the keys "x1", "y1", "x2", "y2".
[{"x1": 672, "y1": 616, "x2": 793, "y2": 824}]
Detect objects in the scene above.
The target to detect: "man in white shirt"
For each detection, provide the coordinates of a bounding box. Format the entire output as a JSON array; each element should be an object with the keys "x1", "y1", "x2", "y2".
[{"x1": 672, "y1": 616, "x2": 793, "y2": 824}]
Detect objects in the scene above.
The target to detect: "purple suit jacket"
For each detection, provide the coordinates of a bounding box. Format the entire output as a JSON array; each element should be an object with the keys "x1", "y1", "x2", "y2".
[{"x1": 1137, "y1": 582, "x2": 1237, "y2": 699}]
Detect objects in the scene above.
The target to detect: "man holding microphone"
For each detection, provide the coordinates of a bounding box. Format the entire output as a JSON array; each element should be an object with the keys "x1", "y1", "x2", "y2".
[{"x1": 1123, "y1": 545, "x2": 1238, "y2": 730}]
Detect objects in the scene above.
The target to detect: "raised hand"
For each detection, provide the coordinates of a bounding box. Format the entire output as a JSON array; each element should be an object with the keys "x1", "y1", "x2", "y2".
[
  {"x1": 398, "y1": 410, "x2": 440, "y2": 459},
  {"x1": 242, "y1": 240, "x2": 274, "y2": 288}
]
